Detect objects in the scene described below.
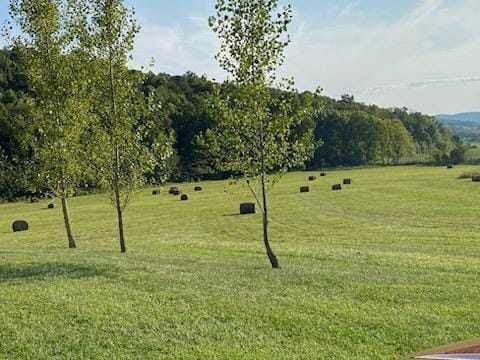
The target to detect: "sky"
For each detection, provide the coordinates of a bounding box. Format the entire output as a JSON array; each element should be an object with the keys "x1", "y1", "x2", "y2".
[{"x1": 1, "y1": 0, "x2": 479, "y2": 115}]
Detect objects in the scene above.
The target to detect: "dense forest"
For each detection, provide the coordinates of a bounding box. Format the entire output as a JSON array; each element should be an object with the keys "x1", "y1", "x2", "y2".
[{"x1": 0, "y1": 48, "x2": 466, "y2": 201}]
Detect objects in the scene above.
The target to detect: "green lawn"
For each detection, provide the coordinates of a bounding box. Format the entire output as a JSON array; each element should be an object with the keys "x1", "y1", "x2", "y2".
[{"x1": 1, "y1": 166, "x2": 480, "y2": 359}]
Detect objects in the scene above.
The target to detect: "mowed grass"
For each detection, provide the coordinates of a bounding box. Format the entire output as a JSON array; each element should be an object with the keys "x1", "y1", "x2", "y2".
[{"x1": 1, "y1": 166, "x2": 480, "y2": 359}]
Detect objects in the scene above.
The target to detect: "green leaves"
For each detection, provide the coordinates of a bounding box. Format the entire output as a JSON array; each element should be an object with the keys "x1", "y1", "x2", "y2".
[{"x1": 207, "y1": 0, "x2": 316, "y2": 193}]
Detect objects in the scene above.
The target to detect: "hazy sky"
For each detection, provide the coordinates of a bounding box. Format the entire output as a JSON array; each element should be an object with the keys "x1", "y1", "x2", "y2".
[{"x1": 1, "y1": 0, "x2": 479, "y2": 115}]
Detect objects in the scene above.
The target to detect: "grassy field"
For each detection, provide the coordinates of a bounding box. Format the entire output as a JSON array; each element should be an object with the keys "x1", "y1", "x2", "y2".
[{"x1": 1, "y1": 166, "x2": 480, "y2": 359}]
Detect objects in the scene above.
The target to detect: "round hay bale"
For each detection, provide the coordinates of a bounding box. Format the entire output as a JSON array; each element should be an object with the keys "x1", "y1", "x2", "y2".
[
  {"x1": 447, "y1": 164, "x2": 454, "y2": 169},
  {"x1": 152, "y1": 189, "x2": 161, "y2": 195},
  {"x1": 332, "y1": 184, "x2": 342, "y2": 191},
  {"x1": 343, "y1": 178, "x2": 352, "y2": 185},
  {"x1": 472, "y1": 176, "x2": 480, "y2": 182},
  {"x1": 12, "y1": 220, "x2": 28, "y2": 232},
  {"x1": 169, "y1": 187, "x2": 178, "y2": 195},
  {"x1": 300, "y1": 186, "x2": 310, "y2": 193},
  {"x1": 240, "y1": 203, "x2": 255, "y2": 215},
  {"x1": 181, "y1": 194, "x2": 189, "y2": 201},
  {"x1": 320, "y1": 172, "x2": 327, "y2": 177},
  {"x1": 30, "y1": 197, "x2": 39, "y2": 203},
  {"x1": 194, "y1": 186, "x2": 202, "y2": 192},
  {"x1": 47, "y1": 203, "x2": 55, "y2": 209},
  {"x1": 172, "y1": 189, "x2": 182, "y2": 196},
  {"x1": 308, "y1": 176, "x2": 317, "y2": 181}
]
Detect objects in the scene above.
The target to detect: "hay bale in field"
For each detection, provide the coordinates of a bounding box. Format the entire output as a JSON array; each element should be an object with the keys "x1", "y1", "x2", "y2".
[
  {"x1": 308, "y1": 176, "x2": 317, "y2": 181},
  {"x1": 320, "y1": 172, "x2": 327, "y2": 177},
  {"x1": 47, "y1": 203, "x2": 55, "y2": 209},
  {"x1": 240, "y1": 203, "x2": 255, "y2": 215},
  {"x1": 152, "y1": 189, "x2": 161, "y2": 195},
  {"x1": 12, "y1": 220, "x2": 28, "y2": 232},
  {"x1": 332, "y1": 184, "x2": 342, "y2": 191},
  {"x1": 169, "y1": 187, "x2": 178, "y2": 194},
  {"x1": 30, "y1": 197, "x2": 39, "y2": 203},
  {"x1": 172, "y1": 189, "x2": 182, "y2": 196},
  {"x1": 472, "y1": 176, "x2": 480, "y2": 182},
  {"x1": 300, "y1": 186, "x2": 310, "y2": 193},
  {"x1": 447, "y1": 164, "x2": 454, "y2": 169},
  {"x1": 194, "y1": 186, "x2": 202, "y2": 192},
  {"x1": 343, "y1": 178, "x2": 352, "y2": 185},
  {"x1": 181, "y1": 194, "x2": 189, "y2": 201}
]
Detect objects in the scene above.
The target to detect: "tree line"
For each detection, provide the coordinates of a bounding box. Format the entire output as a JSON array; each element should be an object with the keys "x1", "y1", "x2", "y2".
[
  {"x1": 0, "y1": 54, "x2": 465, "y2": 201},
  {"x1": 1, "y1": 49, "x2": 466, "y2": 193}
]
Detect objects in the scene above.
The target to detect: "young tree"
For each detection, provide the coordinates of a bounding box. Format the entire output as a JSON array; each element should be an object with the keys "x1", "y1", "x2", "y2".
[
  {"x1": 83, "y1": 0, "x2": 173, "y2": 253},
  {"x1": 8, "y1": 0, "x2": 90, "y2": 248},
  {"x1": 208, "y1": 0, "x2": 316, "y2": 268}
]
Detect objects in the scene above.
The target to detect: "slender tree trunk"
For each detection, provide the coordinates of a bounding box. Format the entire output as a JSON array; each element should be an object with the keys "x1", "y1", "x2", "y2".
[
  {"x1": 261, "y1": 171, "x2": 280, "y2": 269},
  {"x1": 108, "y1": 39, "x2": 126, "y2": 253},
  {"x1": 114, "y1": 183, "x2": 126, "y2": 253},
  {"x1": 60, "y1": 182, "x2": 76, "y2": 249}
]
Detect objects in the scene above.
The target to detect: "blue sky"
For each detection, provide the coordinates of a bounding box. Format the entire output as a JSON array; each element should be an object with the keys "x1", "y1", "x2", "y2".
[{"x1": 1, "y1": 0, "x2": 479, "y2": 115}]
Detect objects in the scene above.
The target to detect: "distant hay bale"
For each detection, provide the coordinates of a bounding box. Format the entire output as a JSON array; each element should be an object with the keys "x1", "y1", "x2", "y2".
[
  {"x1": 343, "y1": 178, "x2": 352, "y2": 185},
  {"x1": 47, "y1": 203, "x2": 55, "y2": 209},
  {"x1": 194, "y1": 186, "x2": 202, "y2": 192},
  {"x1": 240, "y1": 203, "x2": 255, "y2": 215},
  {"x1": 320, "y1": 172, "x2": 327, "y2": 177},
  {"x1": 169, "y1": 187, "x2": 178, "y2": 195},
  {"x1": 30, "y1": 197, "x2": 39, "y2": 203},
  {"x1": 12, "y1": 220, "x2": 28, "y2": 232},
  {"x1": 152, "y1": 189, "x2": 161, "y2": 195},
  {"x1": 308, "y1": 176, "x2": 317, "y2": 181},
  {"x1": 473, "y1": 176, "x2": 480, "y2": 182},
  {"x1": 300, "y1": 186, "x2": 310, "y2": 193},
  {"x1": 172, "y1": 189, "x2": 182, "y2": 196},
  {"x1": 332, "y1": 184, "x2": 342, "y2": 191},
  {"x1": 181, "y1": 194, "x2": 189, "y2": 201},
  {"x1": 447, "y1": 164, "x2": 454, "y2": 169}
]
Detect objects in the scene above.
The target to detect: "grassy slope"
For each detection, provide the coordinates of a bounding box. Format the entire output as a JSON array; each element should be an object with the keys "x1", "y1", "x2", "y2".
[{"x1": 1, "y1": 166, "x2": 480, "y2": 359}]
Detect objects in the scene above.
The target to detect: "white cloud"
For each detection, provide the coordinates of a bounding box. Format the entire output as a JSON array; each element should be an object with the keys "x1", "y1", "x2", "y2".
[
  {"x1": 130, "y1": 0, "x2": 480, "y2": 115},
  {"x1": 282, "y1": 0, "x2": 480, "y2": 114},
  {"x1": 131, "y1": 17, "x2": 224, "y2": 80}
]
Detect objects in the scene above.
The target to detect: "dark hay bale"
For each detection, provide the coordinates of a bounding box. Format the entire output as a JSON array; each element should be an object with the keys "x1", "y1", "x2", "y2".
[
  {"x1": 152, "y1": 189, "x2": 161, "y2": 195},
  {"x1": 30, "y1": 197, "x2": 39, "y2": 203},
  {"x1": 308, "y1": 176, "x2": 317, "y2": 181},
  {"x1": 172, "y1": 189, "x2": 182, "y2": 196},
  {"x1": 343, "y1": 178, "x2": 352, "y2": 185},
  {"x1": 12, "y1": 220, "x2": 28, "y2": 232},
  {"x1": 194, "y1": 186, "x2": 202, "y2": 192},
  {"x1": 240, "y1": 203, "x2": 256, "y2": 215},
  {"x1": 320, "y1": 172, "x2": 327, "y2": 177},
  {"x1": 332, "y1": 184, "x2": 342, "y2": 191},
  {"x1": 181, "y1": 194, "x2": 189, "y2": 201},
  {"x1": 300, "y1": 186, "x2": 310, "y2": 193},
  {"x1": 169, "y1": 187, "x2": 178, "y2": 195},
  {"x1": 47, "y1": 203, "x2": 55, "y2": 209},
  {"x1": 472, "y1": 176, "x2": 480, "y2": 182},
  {"x1": 447, "y1": 164, "x2": 454, "y2": 169}
]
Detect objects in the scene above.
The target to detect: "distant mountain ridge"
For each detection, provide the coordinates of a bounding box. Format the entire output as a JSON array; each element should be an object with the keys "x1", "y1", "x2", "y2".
[
  {"x1": 436, "y1": 112, "x2": 480, "y2": 123},
  {"x1": 436, "y1": 112, "x2": 480, "y2": 141}
]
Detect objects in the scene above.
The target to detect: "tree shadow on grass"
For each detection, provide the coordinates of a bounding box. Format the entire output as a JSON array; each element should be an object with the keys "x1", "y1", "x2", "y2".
[{"x1": 0, "y1": 262, "x2": 119, "y2": 282}]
